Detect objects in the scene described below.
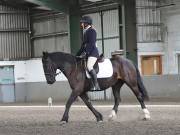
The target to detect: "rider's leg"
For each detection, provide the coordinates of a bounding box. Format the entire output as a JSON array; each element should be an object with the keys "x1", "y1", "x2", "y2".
[{"x1": 87, "y1": 57, "x2": 101, "y2": 90}]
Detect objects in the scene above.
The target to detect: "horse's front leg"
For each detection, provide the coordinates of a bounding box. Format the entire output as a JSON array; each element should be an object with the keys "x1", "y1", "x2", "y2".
[
  {"x1": 61, "y1": 91, "x2": 78, "y2": 123},
  {"x1": 80, "y1": 92, "x2": 103, "y2": 122}
]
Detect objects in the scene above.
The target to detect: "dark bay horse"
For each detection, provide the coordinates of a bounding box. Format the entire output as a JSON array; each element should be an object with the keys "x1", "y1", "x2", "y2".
[{"x1": 42, "y1": 51, "x2": 150, "y2": 123}]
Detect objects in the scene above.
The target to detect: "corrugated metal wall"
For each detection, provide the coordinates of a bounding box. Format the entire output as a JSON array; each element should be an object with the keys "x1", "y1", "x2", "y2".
[
  {"x1": 0, "y1": 4, "x2": 30, "y2": 60},
  {"x1": 103, "y1": 9, "x2": 120, "y2": 58},
  {"x1": 136, "y1": 0, "x2": 162, "y2": 42},
  {"x1": 31, "y1": 12, "x2": 70, "y2": 57}
]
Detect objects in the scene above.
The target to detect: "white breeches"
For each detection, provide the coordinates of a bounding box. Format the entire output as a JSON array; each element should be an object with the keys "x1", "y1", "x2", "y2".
[{"x1": 87, "y1": 57, "x2": 97, "y2": 71}]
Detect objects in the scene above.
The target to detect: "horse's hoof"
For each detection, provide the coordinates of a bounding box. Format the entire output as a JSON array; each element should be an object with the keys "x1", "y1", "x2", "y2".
[
  {"x1": 60, "y1": 121, "x2": 67, "y2": 125},
  {"x1": 142, "y1": 117, "x2": 150, "y2": 121},
  {"x1": 98, "y1": 120, "x2": 103, "y2": 123},
  {"x1": 108, "y1": 110, "x2": 117, "y2": 121},
  {"x1": 142, "y1": 109, "x2": 150, "y2": 121},
  {"x1": 96, "y1": 114, "x2": 103, "y2": 123},
  {"x1": 108, "y1": 115, "x2": 117, "y2": 121},
  {"x1": 143, "y1": 115, "x2": 151, "y2": 121}
]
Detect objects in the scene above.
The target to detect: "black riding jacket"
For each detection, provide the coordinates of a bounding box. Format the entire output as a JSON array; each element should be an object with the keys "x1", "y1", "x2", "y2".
[{"x1": 76, "y1": 26, "x2": 99, "y2": 58}]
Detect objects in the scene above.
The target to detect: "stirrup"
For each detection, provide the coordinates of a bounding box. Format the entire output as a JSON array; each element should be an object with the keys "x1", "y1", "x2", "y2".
[
  {"x1": 90, "y1": 85, "x2": 101, "y2": 91},
  {"x1": 95, "y1": 85, "x2": 101, "y2": 91},
  {"x1": 90, "y1": 86, "x2": 96, "y2": 91},
  {"x1": 90, "y1": 83, "x2": 96, "y2": 90}
]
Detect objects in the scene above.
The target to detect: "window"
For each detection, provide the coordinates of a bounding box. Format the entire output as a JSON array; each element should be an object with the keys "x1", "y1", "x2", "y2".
[{"x1": 141, "y1": 55, "x2": 162, "y2": 75}]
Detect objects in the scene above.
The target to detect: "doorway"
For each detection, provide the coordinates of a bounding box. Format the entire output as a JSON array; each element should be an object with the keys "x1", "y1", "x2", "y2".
[{"x1": 0, "y1": 66, "x2": 15, "y2": 103}]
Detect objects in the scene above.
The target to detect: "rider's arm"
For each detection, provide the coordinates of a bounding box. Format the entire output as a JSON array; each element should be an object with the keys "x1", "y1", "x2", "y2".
[{"x1": 76, "y1": 43, "x2": 85, "y2": 56}]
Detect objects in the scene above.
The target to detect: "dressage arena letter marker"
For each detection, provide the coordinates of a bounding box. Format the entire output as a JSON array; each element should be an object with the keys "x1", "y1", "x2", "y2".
[{"x1": 48, "y1": 97, "x2": 53, "y2": 107}]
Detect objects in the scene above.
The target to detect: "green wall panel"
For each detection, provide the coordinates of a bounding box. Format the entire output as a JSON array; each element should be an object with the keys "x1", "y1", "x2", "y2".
[{"x1": 69, "y1": 14, "x2": 81, "y2": 55}]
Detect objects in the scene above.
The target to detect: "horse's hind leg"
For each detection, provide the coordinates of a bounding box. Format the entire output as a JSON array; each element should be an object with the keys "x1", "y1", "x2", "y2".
[
  {"x1": 80, "y1": 92, "x2": 103, "y2": 122},
  {"x1": 109, "y1": 80, "x2": 124, "y2": 121},
  {"x1": 125, "y1": 82, "x2": 150, "y2": 120}
]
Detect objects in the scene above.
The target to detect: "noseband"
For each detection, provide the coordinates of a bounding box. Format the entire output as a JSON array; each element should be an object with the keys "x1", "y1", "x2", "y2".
[
  {"x1": 44, "y1": 71, "x2": 61, "y2": 77},
  {"x1": 44, "y1": 58, "x2": 62, "y2": 77}
]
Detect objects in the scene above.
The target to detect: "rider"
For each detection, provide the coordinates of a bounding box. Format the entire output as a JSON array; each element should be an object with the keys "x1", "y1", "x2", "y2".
[{"x1": 76, "y1": 16, "x2": 101, "y2": 91}]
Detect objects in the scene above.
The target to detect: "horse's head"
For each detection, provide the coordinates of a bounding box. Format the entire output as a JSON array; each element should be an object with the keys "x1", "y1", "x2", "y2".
[{"x1": 42, "y1": 52, "x2": 57, "y2": 84}]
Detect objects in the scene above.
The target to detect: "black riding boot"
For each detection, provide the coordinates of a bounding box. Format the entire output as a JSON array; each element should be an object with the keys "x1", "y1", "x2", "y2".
[{"x1": 89, "y1": 69, "x2": 101, "y2": 91}]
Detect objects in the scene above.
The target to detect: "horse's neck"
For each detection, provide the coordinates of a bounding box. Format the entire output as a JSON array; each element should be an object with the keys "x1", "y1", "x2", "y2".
[{"x1": 57, "y1": 57, "x2": 76, "y2": 78}]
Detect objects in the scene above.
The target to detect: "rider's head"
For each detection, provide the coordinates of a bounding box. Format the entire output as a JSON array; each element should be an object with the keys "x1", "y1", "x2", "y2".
[{"x1": 80, "y1": 16, "x2": 92, "y2": 29}]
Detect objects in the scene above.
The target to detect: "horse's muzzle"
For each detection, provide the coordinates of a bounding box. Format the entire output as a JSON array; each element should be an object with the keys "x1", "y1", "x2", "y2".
[{"x1": 47, "y1": 80, "x2": 55, "y2": 84}]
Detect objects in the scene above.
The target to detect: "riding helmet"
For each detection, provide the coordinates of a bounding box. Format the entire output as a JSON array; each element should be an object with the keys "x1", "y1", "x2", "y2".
[{"x1": 80, "y1": 16, "x2": 93, "y2": 25}]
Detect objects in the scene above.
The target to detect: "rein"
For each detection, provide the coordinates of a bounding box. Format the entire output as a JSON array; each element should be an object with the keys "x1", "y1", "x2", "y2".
[{"x1": 44, "y1": 71, "x2": 61, "y2": 77}]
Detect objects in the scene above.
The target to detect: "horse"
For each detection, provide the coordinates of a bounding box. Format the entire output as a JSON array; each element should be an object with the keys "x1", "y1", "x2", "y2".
[{"x1": 42, "y1": 51, "x2": 150, "y2": 123}]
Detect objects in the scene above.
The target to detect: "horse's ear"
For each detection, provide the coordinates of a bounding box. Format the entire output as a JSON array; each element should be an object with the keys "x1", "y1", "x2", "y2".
[{"x1": 42, "y1": 51, "x2": 48, "y2": 59}]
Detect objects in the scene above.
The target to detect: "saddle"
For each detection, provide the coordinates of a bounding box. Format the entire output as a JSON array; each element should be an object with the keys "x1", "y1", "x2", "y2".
[
  {"x1": 76, "y1": 54, "x2": 113, "y2": 78},
  {"x1": 76, "y1": 53, "x2": 104, "y2": 73}
]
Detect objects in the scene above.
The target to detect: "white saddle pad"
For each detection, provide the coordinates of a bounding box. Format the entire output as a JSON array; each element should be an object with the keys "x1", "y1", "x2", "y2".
[{"x1": 86, "y1": 59, "x2": 113, "y2": 78}]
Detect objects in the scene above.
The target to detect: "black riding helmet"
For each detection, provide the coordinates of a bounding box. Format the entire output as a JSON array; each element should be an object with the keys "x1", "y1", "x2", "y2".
[{"x1": 80, "y1": 16, "x2": 92, "y2": 25}]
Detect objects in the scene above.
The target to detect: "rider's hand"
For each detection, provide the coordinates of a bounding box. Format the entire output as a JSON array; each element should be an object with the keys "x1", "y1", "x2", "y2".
[{"x1": 77, "y1": 52, "x2": 86, "y2": 59}]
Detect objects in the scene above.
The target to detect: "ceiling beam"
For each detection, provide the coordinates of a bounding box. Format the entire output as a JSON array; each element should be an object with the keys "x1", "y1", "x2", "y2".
[{"x1": 25, "y1": 0, "x2": 69, "y2": 13}]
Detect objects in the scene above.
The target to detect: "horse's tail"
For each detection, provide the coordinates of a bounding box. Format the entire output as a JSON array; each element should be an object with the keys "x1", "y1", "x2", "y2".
[{"x1": 135, "y1": 65, "x2": 150, "y2": 101}]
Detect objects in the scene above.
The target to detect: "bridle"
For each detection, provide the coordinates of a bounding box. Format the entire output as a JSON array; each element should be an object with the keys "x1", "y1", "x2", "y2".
[
  {"x1": 43, "y1": 58, "x2": 62, "y2": 78},
  {"x1": 44, "y1": 71, "x2": 61, "y2": 77},
  {"x1": 43, "y1": 55, "x2": 79, "y2": 78}
]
